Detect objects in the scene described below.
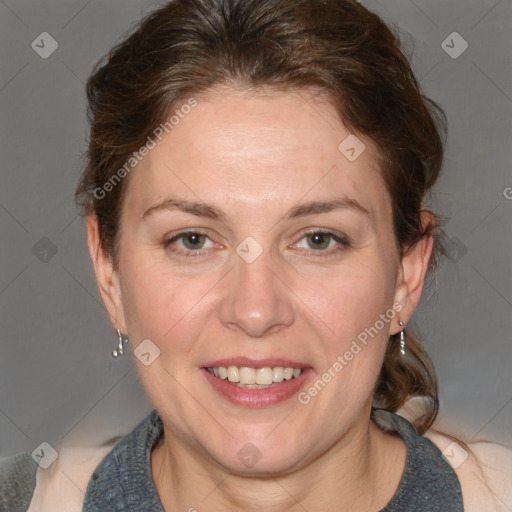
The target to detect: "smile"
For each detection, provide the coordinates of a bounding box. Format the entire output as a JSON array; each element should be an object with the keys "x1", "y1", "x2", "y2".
[
  {"x1": 206, "y1": 365, "x2": 304, "y2": 388},
  {"x1": 202, "y1": 361, "x2": 312, "y2": 407}
]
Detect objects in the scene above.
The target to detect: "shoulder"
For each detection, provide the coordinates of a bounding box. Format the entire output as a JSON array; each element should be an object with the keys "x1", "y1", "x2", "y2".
[
  {"x1": 374, "y1": 408, "x2": 463, "y2": 511},
  {"x1": 83, "y1": 410, "x2": 164, "y2": 511},
  {"x1": 393, "y1": 400, "x2": 512, "y2": 511},
  {"x1": 25, "y1": 442, "x2": 118, "y2": 512},
  {"x1": 25, "y1": 411, "x2": 160, "y2": 512},
  {"x1": 0, "y1": 453, "x2": 38, "y2": 511},
  {"x1": 424, "y1": 429, "x2": 512, "y2": 512}
]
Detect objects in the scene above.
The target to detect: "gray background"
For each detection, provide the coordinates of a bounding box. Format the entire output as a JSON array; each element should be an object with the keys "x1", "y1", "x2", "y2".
[{"x1": 0, "y1": 0, "x2": 510, "y2": 458}]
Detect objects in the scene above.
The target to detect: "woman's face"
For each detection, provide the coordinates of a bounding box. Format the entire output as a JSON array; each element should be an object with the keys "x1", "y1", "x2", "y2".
[{"x1": 94, "y1": 86, "x2": 416, "y2": 474}]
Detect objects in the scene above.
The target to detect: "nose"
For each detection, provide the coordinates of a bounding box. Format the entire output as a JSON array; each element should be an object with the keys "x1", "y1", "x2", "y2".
[{"x1": 218, "y1": 249, "x2": 295, "y2": 338}]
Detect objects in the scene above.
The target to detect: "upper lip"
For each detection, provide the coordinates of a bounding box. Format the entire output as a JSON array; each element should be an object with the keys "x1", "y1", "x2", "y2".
[{"x1": 203, "y1": 357, "x2": 309, "y2": 369}]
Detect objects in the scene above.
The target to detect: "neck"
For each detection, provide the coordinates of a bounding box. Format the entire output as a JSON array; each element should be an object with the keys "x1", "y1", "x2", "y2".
[{"x1": 151, "y1": 412, "x2": 406, "y2": 512}]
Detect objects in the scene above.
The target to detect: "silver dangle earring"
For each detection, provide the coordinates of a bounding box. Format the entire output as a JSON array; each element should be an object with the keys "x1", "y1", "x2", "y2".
[
  {"x1": 398, "y1": 320, "x2": 406, "y2": 356},
  {"x1": 112, "y1": 329, "x2": 129, "y2": 358}
]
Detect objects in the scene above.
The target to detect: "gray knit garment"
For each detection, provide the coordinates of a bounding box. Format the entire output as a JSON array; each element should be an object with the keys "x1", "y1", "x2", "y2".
[
  {"x1": 0, "y1": 454, "x2": 38, "y2": 512},
  {"x1": 1, "y1": 409, "x2": 464, "y2": 511}
]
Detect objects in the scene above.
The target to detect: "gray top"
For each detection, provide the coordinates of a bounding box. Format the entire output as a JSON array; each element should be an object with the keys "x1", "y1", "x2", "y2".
[
  {"x1": 1, "y1": 409, "x2": 464, "y2": 511},
  {"x1": 0, "y1": 454, "x2": 38, "y2": 512}
]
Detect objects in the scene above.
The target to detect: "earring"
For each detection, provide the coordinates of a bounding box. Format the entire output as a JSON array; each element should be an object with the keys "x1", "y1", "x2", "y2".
[
  {"x1": 398, "y1": 320, "x2": 406, "y2": 356},
  {"x1": 112, "y1": 329, "x2": 129, "y2": 358}
]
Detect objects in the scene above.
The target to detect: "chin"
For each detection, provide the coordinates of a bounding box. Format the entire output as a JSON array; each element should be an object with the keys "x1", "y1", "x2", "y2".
[{"x1": 204, "y1": 429, "x2": 311, "y2": 476}]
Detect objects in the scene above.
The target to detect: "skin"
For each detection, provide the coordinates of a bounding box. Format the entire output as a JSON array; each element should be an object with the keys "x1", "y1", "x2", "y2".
[{"x1": 87, "y1": 85, "x2": 433, "y2": 511}]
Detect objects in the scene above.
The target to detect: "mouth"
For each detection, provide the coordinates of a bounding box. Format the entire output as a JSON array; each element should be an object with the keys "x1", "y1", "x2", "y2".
[
  {"x1": 201, "y1": 359, "x2": 311, "y2": 408},
  {"x1": 206, "y1": 365, "x2": 304, "y2": 388}
]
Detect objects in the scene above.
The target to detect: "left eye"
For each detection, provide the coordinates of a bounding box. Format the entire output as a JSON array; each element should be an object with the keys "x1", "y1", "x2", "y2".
[
  {"x1": 164, "y1": 231, "x2": 214, "y2": 253},
  {"x1": 294, "y1": 231, "x2": 348, "y2": 252},
  {"x1": 178, "y1": 232, "x2": 209, "y2": 250}
]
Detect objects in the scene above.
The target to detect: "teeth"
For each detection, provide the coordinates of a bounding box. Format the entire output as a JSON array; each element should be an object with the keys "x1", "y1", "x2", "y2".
[
  {"x1": 273, "y1": 367, "x2": 284, "y2": 383},
  {"x1": 227, "y1": 366, "x2": 239, "y2": 383},
  {"x1": 256, "y1": 367, "x2": 273, "y2": 385},
  {"x1": 239, "y1": 367, "x2": 256, "y2": 385},
  {"x1": 208, "y1": 365, "x2": 304, "y2": 386}
]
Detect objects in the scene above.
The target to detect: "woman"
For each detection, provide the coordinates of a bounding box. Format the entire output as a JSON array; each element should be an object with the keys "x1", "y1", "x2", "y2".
[{"x1": 1, "y1": 0, "x2": 510, "y2": 510}]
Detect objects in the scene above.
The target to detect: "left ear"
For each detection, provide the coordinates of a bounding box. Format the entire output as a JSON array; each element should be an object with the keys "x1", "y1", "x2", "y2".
[{"x1": 392, "y1": 211, "x2": 435, "y2": 333}]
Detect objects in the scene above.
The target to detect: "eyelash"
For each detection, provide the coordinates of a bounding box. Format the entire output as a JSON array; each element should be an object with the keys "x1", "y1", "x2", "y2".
[{"x1": 162, "y1": 229, "x2": 351, "y2": 258}]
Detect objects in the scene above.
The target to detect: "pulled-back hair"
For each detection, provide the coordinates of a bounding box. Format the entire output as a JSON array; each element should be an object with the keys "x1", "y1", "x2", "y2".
[{"x1": 76, "y1": 0, "x2": 447, "y2": 434}]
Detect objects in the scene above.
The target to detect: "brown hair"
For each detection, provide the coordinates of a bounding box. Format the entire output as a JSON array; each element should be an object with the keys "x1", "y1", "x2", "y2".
[{"x1": 76, "y1": 0, "x2": 447, "y2": 435}]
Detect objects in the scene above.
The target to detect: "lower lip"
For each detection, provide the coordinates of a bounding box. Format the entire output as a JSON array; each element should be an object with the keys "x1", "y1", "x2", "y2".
[{"x1": 202, "y1": 368, "x2": 313, "y2": 408}]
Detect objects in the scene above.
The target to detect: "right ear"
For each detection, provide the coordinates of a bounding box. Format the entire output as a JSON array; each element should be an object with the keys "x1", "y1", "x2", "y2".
[{"x1": 86, "y1": 215, "x2": 127, "y2": 332}]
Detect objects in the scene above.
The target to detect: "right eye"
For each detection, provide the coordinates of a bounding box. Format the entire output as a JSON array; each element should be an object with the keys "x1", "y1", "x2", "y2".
[{"x1": 163, "y1": 230, "x2": 216, "y2": 256}]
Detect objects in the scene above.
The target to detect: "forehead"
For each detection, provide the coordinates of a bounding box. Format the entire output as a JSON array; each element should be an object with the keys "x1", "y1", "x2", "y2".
[{"x1": 124, "y1": 86, "x2": 390, "y2": 223}]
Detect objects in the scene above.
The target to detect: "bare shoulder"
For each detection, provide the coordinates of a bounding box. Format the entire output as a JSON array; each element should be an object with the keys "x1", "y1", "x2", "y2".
[
  {"x1": 424, "y1": 428, "x2": 512, "y2": 512},
  {"x1": 28, "y1": 441, "x2": 117, "y2": 512}
]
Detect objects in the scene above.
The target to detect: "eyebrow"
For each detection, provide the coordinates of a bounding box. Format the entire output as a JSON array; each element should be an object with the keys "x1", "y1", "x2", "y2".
[
  {"x1": 143, "y1": 199, "x2": 228, "y2": 222},
  {"x1": 142, "y1": 197, "x2": 369, "y2": 221},
  {"x1": 287, "y1": 198, "x2": 369, "y2": 218}
]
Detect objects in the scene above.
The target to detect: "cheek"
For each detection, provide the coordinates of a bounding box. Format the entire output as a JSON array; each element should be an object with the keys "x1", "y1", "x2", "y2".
[
  {"x1": 294, "y1": 253, "x2": 397, "y2": 405},
  {"x1": 119, "y1": 257, "x2": 217, "y2": 349},
  {"x1": 305, "y1": 257, "x2": 396, "y2": 343}
]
